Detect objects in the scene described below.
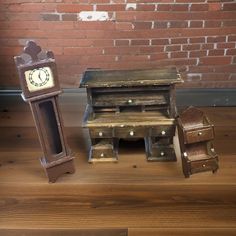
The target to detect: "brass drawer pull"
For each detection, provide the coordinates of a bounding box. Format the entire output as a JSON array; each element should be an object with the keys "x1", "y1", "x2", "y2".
[
  {"x1": 160, "y1": 152, "x2": 165, "y2": 156},
  {"x1": 198, "y1": 132, "x2": 202, "y2": 136},
  {"x1": 202, "y1": 164, "x2": 206, "y2": 167},
  {"x1": 100, "y1": 153, "x2": 104, "y2": 157},
  {"x1": 129, "y1": 130, "x2": 134, "y2": 136},
  {"x1": 128, "y1": 99, "x2": 133, "y2": 104},
  {"x1": 98, "y1": 131, "x2": 103, "y2": 137}
]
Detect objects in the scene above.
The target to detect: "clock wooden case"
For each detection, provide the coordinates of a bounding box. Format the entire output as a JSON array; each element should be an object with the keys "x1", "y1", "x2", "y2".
[{"x1": 14, "y1": 41, "x2": 75, "y2": 182}]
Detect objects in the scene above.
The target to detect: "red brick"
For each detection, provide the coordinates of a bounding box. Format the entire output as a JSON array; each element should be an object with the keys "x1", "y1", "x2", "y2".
[
  {"x1": 133, "y1": 22, "x2": 152, "y2": 30},
  {"x1": 201, "y1": 73, "x2": 230, "y2": 81},
  {"x1": 41, "y1": 13, "x2": 60, "y2": 21},
  {"x1": 189, "y1": 50, "x2": 207, "y2": 58},
  {"x1": 115, "y1": 40, "x2": 130, "y2": 46},
  {"x1": 47, "y1": 39, "x2": 93, "y2": 47},
  {"x1": 170, "y1": 51, "x2": 188, "y2": 58},
  {"x1": 40, "y1": 22, "x2": 74, "y2": 30},
  {"x1": 154, "y1": 22, "x2": 168, "y2": 28},
  {"x1": 189, "y1": 37, "x2": 205, "y2": 43},
  {"x1": 137, "y1": 4, "x2": 155, "y2": 11},
  {"x1": 89, "y1": 0, "x2": 110, "y2": 3},
  {"x1": 205, "y1": 21, "x2": 221, "y2": 28},
  {"x1": 157, "y1": 4, "x2": 172, "y2": 11},
  {"x1": 226, "y1": 49, "x2": 236, "y2": 55},
  {"x1": 209, "y1": 3, "x2": 221, "y2": 11},
  {"x1": 170, "y1": 21, "x2": 188, "y2": 28},
  {"x1": 61, "y1": 14, "x2": 77, "y2": 21},
  {"x1": 208, "y1": 49, "x2": 224, "y2": 56},
  {"x1": 96, "y1": 4, "x2": 125, "y2": 11},
  {"x1": 183, "y1": 44, "x2": 201, "y2": 50},
  {"x1": 172, "y1": 4, "x2": 189, "y2": 11},
  {"x1": 57, "y1": 4, "x2": 92, "y2": 13},
  {"x1": 92, "y1": 39, "x2": 114, "y2": 47},
  {"x1": 150, "y1": 53, "x2": 168, "y2": 61},
  {"x1": 171, "y1": 38, "x2": 188, "y2": 44},
  {"x1": 104, "y1": 46, "x2": 140, "y2": 55},
  {"x1": 165, "y1": 45, "x2": 181, "y2": 52},
  {"x1": 7, "y1": 21, "x2": 39, "y2": 30},
  {"x1": 74, "y1": 22, "x2": 115, "y2": 30},
  {"x1": 223, "y1": 3, "x2": 236, "y2": 11},
  {"x1": 116, "y1": 22, "x2": 133, "y2": 30},
  {"x1": 223, "y1": 21, "x2": 236, "y2": 27},
  {"x1": 201, "y1": 44, "x2": 214, "y2": 50},
  {"x1": 228, "y1": 35, "x2": 236, "y2": 42},
  {"x1": 190, "y1": 21, "x2": 203, "y2": 28},
  {"x1": 131, "y1": 39, "x2": 150, "y2": 46},
  {"x1": 217, "y1": 43, "x2": 235, "y2": 49},
  {"x1": 140, "y1": 46, "x2": 164, "y2": 54},
  {"x1": 190, "y1": 4, "x2": 208, "y2": 11},
  {"x1": 199, "y1": 56, "x2": 231, "y2": 65},
  {"x1": 118, "y1": 55, "x2": 149, "y2": 62},
  {"x1": 64, "y1": 47, "x2": 103, "y2": 55},
  {"x1": 152, "y1": 39, "x2": 169, "y2": 45},
  {"x1": 9, "y1": 3, "x2": 56, "y2": 12},
  {"x1": 207, "y1": 36, "x2": 226, "y2": 43}
]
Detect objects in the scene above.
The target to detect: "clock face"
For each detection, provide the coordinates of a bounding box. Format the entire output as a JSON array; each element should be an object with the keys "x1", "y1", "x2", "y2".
[{"x1": 24, "y1": 67, "x2": 54, "y2": 92}]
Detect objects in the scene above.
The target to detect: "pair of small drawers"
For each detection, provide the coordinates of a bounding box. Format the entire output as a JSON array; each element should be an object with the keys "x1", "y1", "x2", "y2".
[{"x1": 89, "y1": 125, "x2": 175, "y2": 139}]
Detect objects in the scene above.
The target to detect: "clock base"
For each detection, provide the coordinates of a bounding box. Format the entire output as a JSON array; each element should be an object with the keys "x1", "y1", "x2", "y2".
[{"x1": 40, "y1": 156, "x2": 75, "y2": 183}]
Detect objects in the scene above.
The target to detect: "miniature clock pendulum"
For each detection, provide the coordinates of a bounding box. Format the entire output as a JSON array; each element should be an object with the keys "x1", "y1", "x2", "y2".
[{"x1": 14, "y1": 41, "x2": 75, "y2": 182}]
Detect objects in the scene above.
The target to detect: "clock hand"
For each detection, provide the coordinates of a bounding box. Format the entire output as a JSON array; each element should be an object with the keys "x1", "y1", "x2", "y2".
[{"x1": 38, "y1": 71, "x2": 43, "y2": 82}]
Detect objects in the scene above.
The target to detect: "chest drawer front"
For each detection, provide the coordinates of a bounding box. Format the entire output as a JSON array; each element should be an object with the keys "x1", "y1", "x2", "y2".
[
  {"x1": 184, "y1": 127, "x2": 214, "y2": 144},
  {"x1": 89, "y1": 128, "x2": 113, "y2": 138},
  {"x1": 114, "y1": 127, "x2": 148, "y2": 138},
  {"x1": 151, "y1": 125, "x2": 175, "y2": 137},
  {"x1": 190, "y1": 158, "x2": 218, "y2": 173}
]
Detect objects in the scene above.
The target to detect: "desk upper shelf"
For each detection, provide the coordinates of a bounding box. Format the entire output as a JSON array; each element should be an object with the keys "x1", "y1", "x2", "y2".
[{"x1": 80, "y1": 67, "x2": 183, "y2": 88}]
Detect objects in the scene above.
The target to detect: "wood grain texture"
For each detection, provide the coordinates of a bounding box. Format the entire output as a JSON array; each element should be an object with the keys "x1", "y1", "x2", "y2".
[{"x1": 0, "y1": 93, "x2": 236, "y2": 234}]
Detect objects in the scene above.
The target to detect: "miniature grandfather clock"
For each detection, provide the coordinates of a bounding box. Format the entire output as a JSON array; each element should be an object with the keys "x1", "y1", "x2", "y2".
[{"x1": 14, "y1": 41, "x2": 75, "y2": 182}]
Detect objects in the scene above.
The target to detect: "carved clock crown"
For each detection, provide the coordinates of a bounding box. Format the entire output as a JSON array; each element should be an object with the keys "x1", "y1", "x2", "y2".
[{"x1": 14, "y1": 40, "x2": 54, "y2": 66}]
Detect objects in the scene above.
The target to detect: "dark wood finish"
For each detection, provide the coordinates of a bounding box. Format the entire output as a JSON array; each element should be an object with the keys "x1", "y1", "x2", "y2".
[
  {"x1": 14, "y1": 41, "x2": 75, "y2": 182},
  {"x1": 177, "y1": 107, "x2": 219, "y2": 178},
  {"x1": 81, "y1": 68, "x2": 183, "y2": 163},
  {"x1": 0, "y1": 93, "x2": 236, "y2": 235}
]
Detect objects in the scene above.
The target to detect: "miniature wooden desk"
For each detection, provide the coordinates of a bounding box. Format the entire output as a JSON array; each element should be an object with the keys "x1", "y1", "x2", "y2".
[{"x1": 80, "y1": 67, "x2": 183, "y2": 163}]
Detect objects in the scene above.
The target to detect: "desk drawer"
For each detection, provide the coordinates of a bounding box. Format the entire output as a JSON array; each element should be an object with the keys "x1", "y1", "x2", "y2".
[
  {"x1": 184, "y1": 127, "x2": 214, "y2": 144},
  {"x1": 89, "y1": 128, "x2": 113, "y2": 138},
  {"x1": 150, "y1": 146, "x2": 176, "y2": 159},
  {"x1": 151, "y1": 125, "x2": 175, "y2": 137},
  {"x1": 114, "y1": 127, "x2": 148, "y2": 138},
  {"x1": 92, "y1": 91, "x2": 168, "y2": 107}
]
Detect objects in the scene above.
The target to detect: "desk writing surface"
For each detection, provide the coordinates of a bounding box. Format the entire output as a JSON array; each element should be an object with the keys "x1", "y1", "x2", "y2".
[{"x1": 80, "y1": 67, "x2": 183, "y2": 88}]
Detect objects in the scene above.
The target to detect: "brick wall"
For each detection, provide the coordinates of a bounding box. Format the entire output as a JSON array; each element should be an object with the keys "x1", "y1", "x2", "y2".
[{"x1": 0, "y1": 0, "x2": 236, "y2": 88}]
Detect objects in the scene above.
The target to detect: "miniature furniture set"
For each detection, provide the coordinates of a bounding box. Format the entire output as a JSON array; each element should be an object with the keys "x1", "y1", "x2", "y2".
[{"x1": 14, "y1": 41, "x2": 219, "y2": 182}]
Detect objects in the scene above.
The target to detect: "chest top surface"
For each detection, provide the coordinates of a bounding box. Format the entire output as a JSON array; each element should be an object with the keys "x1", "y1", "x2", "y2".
[{"x1": 80, "y1": 67, "x2": 183, "y2": 88}]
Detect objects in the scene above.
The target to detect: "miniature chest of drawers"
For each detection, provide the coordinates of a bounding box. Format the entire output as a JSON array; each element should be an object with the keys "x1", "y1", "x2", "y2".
[
  {"x1": 80, "y1": 67, "x2": 183, "y2": 163},
  {"x1": 177, "y1": 107, "x2": 219, "y2": 177}
]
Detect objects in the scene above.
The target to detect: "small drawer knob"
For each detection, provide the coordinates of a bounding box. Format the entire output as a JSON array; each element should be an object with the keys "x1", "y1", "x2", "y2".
[
  {"x1": 129, "y1": 130, "x2": 134, "y2": 136},
  {"x1": 98, "y1": 131, "x2": 103, "y2": 137},
  {"x1": 100, "y1": 153, "x2": 104, "y2": 157},
  {"x1": 161, "y1": 130, "x2": 166, "y2": 135},
  {"x1": 202, "y1": 164, "x2": 206, "y2": 168},
  {"x1": 211, "y1": 148, "x2": 215, "y2": 152},
  {"x1": 183, "y1": 152, "x2": 188, "y2": 157},
  {"x1": 128, "y1": 99, "x2": 133, "y2": 104},
  {"x1": 198, "y1": 132, "x2": 202, "y2": 136},
  {"x1": 160, "y1": 152, "x2": 165, "y2": 156}
]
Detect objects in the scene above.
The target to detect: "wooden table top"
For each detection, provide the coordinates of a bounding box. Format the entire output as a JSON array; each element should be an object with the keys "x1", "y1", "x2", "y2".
[{"x1": 0, "y1": 92, "x2": 236, "y2": 236}]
